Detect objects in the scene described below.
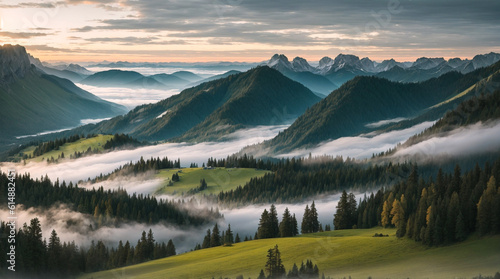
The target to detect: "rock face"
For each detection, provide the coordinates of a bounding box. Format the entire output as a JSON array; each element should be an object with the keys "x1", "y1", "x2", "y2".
[{"x1": 0, "y1": 44, "x2": 32, "y2": 83}]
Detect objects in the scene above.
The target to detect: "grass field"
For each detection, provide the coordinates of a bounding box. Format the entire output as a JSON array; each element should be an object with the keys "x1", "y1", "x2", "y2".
[
  {"x1": 79, "y1": 227, "x2": 500, "y2": 279},
  {"x1": 155, "y1": 167, "x2": 270, "y2": 195},
  {"x1": 20, "y1": 134, "x2": 114, "y2": 162}
]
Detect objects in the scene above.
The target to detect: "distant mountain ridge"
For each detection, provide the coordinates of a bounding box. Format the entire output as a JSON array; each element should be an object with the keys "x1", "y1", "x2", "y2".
[{"x1": 264, "y1": 52, "x2": 500, "y2": 92}]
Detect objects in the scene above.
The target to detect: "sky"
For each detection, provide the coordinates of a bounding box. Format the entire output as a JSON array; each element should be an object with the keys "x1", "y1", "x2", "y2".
[{"x1": 0, "y1": 0, "x2": 499, "y2": 63}]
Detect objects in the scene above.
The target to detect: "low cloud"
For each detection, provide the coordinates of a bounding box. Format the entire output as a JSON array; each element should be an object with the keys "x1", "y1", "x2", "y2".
[
  {"x1": 80, "y1": 175, "x2": 163, "y2": 196},
  {"x1": 365, "y1": 117, "x2": 408, "y2": 129},
  {"x1": 394, "y1": 120, "x2": 500, "y2": 158},
  {"x1": 76, "y1": 83, "x2": 181, "y2": 109},
  {"x1": 279, "y1": 122, "x2": 434, "y2": 159},
  {"x1": 0, "y1": 204, "x2": 210, "y2": 253},
  {"x1": 1, "y1": 125, "x2": 287, "y2": 185}
]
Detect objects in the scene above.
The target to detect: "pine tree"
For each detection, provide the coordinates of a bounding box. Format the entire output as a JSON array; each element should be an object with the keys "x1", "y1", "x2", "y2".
[
  {"x1": 334, "y1": 191, "x2": 349, "y2": 230},
  {"x1": 225, "y1": 224, "x2": 234, "y2": 244},
  {"x1": 455, "y1": 211, "x2": 467, "y2": 241},
  {"x1": 146, "y1": 229, "x2": 155, "y2": 260},
  {"x1": 258, "y1": 209, "x2": 270, "y2": 239},
  {"x1": 445, "y1": 192, "x2": 460, "y2": 243},
  {"x1": 235, "y1": 233, "x2": 241, "y2": 243},
  {"x1": 292, "y1": 214, "x2": 299, "y2": 236},
  {"x1": 166, "y1": 239, "x2": 176, "y2": 256},
  {"x1": 202, "y1": 229, "x2": 211, "y2": 248},
  {"x1": 310, "y1": 201, "x2": 320, "y2": 233},
  {"x1": 279, "y1": 207, "x2": 293, "y2": 237},
  {"x1": 302, "y1": 205, "x2": 311, "y2": 233},
  {"x1": 269, "y1": 204, "x2": 280, "y2": 238},
  {"x1": 265, "y1": 245, "x2": 286, "y2": 279},
  {"x1": 47, "y1": 229, "x2": 61, "y2": 273},
  {"x1": 210, "y1": 224, "x2": 221, "y2": 247}
]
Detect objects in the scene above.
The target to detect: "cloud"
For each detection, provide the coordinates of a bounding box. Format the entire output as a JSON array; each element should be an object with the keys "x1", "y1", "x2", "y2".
[
  {"x1": 0, "y1": 204, "x2": 211, "y2": 253},
  {"x1": 0, "y1": 1, "x2": 64, "y2": 8},
  {"x1": 365, "y1": 117, "x2": 408, "y2": 129},
  {"x1": 0, "y1": 31, "x2": 49, "y2": 39},
  {"x1": 279, "y1": 121, "x2": 435, "y2": 159},
  {"x1": 0, "y1": 125, "x2": 287, "y2": 185},
  {"x1": 80, "y1": 175, "x2": 163, "y2": 196},
  {"x1": 75, "y1": 83, "x2": 181, "y2": 109},
  {"x1": 394, "y1": 120, "x2": 500, "y2": 158}
]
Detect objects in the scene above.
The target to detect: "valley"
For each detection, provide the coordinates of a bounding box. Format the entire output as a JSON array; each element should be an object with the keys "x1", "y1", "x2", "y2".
[{"x1": 1, "y1": 17, "x2": 500, "y2": 277}]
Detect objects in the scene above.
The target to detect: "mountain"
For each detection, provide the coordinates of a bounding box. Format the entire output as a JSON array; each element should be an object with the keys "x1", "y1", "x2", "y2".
[
  {"x1": 263, "y1": 52, "x2": 500, "y2": 91},
  {"x1": 267, "y1": 54, "x2": 294, "y2": 72},
  {"x1": 28, "y1": 55, "x2": 89, "y2": 83},
  {"x1": 292, "y1": 57, "x2": 316, "y2": 72},
  {"x1": 257, "y1": 60, "x2": 500, "y2": 154},
  {"x1": 0, "y1": 45, "x2": 127, "y2": 146},
  {"x1": 317, "y1": 56, "x2": 334, "y2": 75},
  {"x1": 411, "y1": 57, "x2": 446, "y2": 70},
  {"x1": 374, "y1": 59, "x2": 408, "y2": 72},
  {"x1": 81, "y1": 69, "x2": 167, "y2": 89},
  {"x1": 66, "y1": 66, "x2": 321, "y2": 142},
  {"x1": 176, "y1": 66, "x2": 321, "y2": 142},
  {"x1": 150, "y1": 73, "x2": 191, "y2": 88},
  {"x1": 266, "y1": 54, "x2": 338, "y2": 96},
  {"x1": 388, "y1": 64, "x2": 500, "y2": 150},
  {"x1": 170, "y1": 71, "x2": 203, "y2": 82}
]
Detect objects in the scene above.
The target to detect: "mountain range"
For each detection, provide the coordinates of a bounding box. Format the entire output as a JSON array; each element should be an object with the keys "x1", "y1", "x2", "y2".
[
  {"x1": 251, "y1": 60, "x2": 500, "y2": 154},
  {"x1": 0, "y1": 45, "x2": 127, "y2": 148},
  {"x1": 64, "y1": 66, "x2": 321, "y2": 142},
  {"x1": 263, "y1": 52, "x2": 500, "y2": 95}
]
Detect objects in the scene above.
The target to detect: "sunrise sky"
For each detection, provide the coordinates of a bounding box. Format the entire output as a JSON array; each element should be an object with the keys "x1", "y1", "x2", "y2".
[{"x1": 0, "y1": 0, "x2": 499, "y2": 63}]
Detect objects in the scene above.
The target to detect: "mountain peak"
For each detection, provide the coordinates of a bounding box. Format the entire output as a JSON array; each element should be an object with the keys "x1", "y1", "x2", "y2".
[
  {"x1": 318, "y1": 56, "x2": 333, "y2": 68},
  {"x1": 267, "y1": 54, "x2": 293, "y2": 71},
  {"x1": 292, "y1": 56, "x2": 315, "y2": 72},
  {"x1": 0, "y1": 44, "x2": 32, "y2": 83}
]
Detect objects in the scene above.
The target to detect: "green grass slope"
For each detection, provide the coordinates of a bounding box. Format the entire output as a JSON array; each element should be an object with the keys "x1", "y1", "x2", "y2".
[
  {"x1": 155, "y1": 167, "x2": 270, "y2": 195},
  {"x1": 17, "y1": 134, "x2": 114, "y2": 162},
  {"x1": 79, "y1": 228, "x2": 500, "y2": 279}
]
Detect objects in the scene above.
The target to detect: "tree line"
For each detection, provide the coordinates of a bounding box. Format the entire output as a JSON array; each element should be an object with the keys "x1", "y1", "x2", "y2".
[
  {"x1": 256, "y1": 203, "x2": 331, "y2": 241},
  {"x1": 88, "y1": 155, "x2": 180, "y2": 183},
  {"x1": 334, "y1": 157, "x2": 500, "y2": 245},
  {"x1": 0, "y1": 219, "x2": 175, "y2": 278},
  {"x1": 257, "y1": 245, "x2": 320, "y2": 279},
  {"x1": 0, "y1": 172, "x2": 219, "y2": 227},
  {"x1": 216, "y1": 156, "x2": 411, "y2": 204}
]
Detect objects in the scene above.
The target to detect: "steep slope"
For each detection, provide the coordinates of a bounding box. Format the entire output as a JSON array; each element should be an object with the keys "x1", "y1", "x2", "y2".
[
  {"x1": 28, "y1": 54, "x2": 88, "y2": 83},
  {"x1": 400, "y1": 75, "x2": 500, "y2": 149},
  {"x1": 261, "y1": 61, "x2": 500, "y2": 153},
  {"x1": 176, "y1": 66, "x2": 321, "y2": 141},
  {"x1": 0, "y1": 45, "x2": 127, "y2": 144},
  {"x1": 68, "y1": 66, "x2": 320, "y2": 142}
]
